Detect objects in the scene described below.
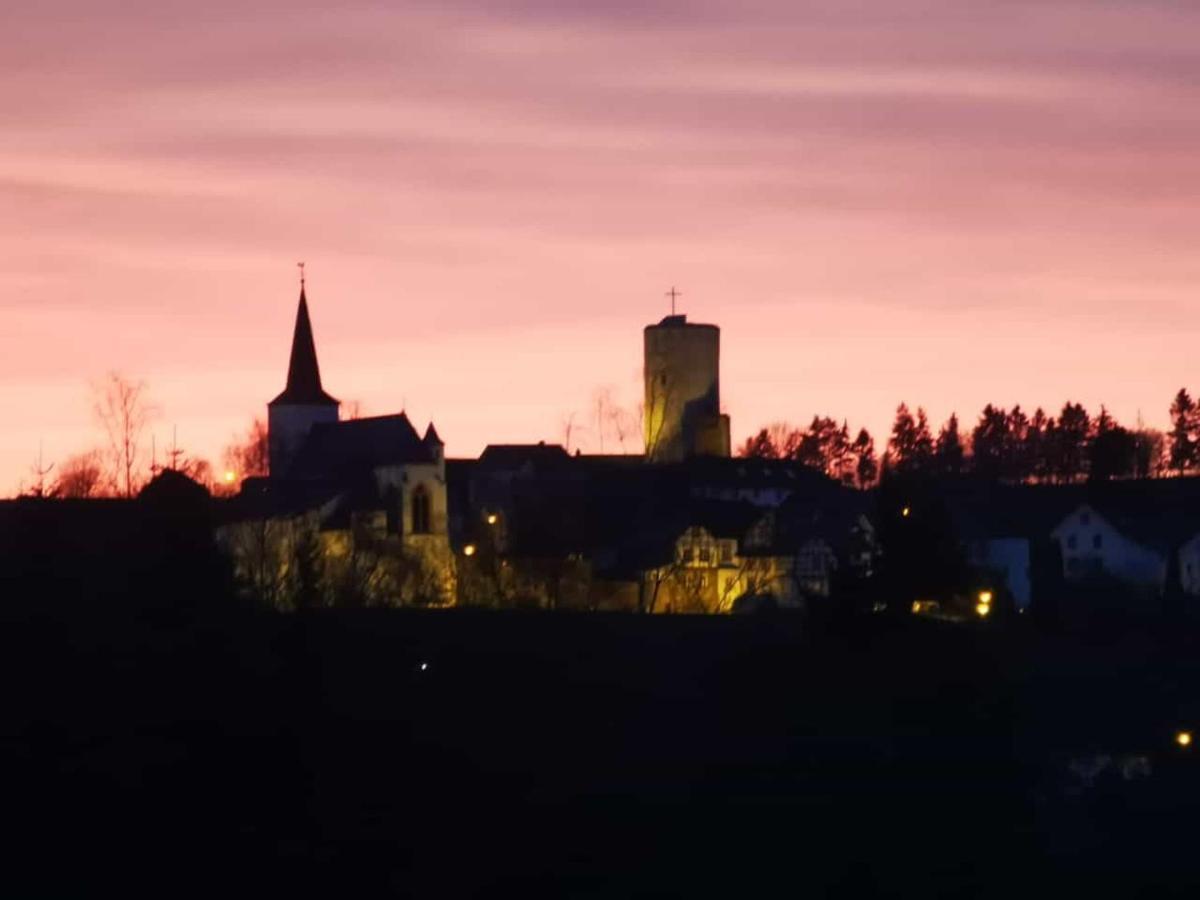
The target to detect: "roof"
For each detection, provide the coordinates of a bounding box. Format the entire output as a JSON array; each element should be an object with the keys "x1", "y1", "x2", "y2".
[
  {"x1": 269, "y1": 287, "x2": 338, "y2": 407},
  {"x1": 286, "y1": 413, "x2": 434, "y2": 480},
  {"x1": 478, "y1": 443, "x2": 573, "y2": 471}
]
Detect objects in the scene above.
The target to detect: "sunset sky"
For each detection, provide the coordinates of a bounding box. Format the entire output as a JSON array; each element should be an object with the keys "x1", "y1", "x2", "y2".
[{"x1": 5, "y1": 0, "x2": 1200, "y2": 491}]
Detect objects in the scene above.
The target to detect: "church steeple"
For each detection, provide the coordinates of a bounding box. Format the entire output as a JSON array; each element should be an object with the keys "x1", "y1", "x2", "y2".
[
  {"x1": 270, "y1": 281, "x2": 338, "y2": 407},
  {"x1": 266, "y1": 270, "x2": 341, "y2": 476}
]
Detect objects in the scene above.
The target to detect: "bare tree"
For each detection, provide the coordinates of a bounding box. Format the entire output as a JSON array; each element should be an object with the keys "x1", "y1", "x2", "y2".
[
  {"x1": 26, "y1": 444, "x2": 54, "y2": 498},
  {"x1": 222, "y1": 418, "x2": 270, "y2": 482},
  {"x1": 94, "y1": 372, "x2": 155, "y2": 498},
  {"x1": 562, "y1": 412, "x2": 583, "y2": 454},
  {"x1": 52, "y1": 450, "x2": 106, "y2": 498}
]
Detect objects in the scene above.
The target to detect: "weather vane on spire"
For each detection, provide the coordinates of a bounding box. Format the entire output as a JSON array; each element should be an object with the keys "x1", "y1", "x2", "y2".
[
  {"x1": 298, "y1": 261, "x2": 306, "y2": 290},
  {"x1": 666, "y1": 286, "x2": 682, "y2": 316}
]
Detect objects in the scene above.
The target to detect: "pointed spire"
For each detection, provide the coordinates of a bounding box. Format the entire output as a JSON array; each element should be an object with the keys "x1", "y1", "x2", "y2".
[
  {"x1": 423, "y1": 422, "x2": 442, "y2": 445},
  {"x1": 270, "y1": 280, "x2": 338, "y2": 407}
]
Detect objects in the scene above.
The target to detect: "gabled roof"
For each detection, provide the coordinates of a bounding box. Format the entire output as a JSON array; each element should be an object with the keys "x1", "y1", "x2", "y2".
[
  {"x1": 478, "y1": 443, "x2": 572, "y2": 471},
  {"x1": 270, "y1": 287, "x2": 338, "y2": 407},
  {"x1": 423, "y1": 422, "x2": 442, "y2": 445},
  {"x1": 286, "y1": 413, "x2": 434, "y2": 480}
]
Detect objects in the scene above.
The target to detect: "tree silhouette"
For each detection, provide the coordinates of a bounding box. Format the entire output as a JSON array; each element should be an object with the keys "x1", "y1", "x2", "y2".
[
  {"x1": 1168, "y1": 388, "x2": 1197, "y2": 474},
  {"x1": 222, "y1": 418, "x2": 270, "y2": 481},
  {"x1": 935, "y1": 413, "x2": 965, "y2": 476},
  {"x1": 52, "y1": 450, "x2": 106, "y2": 498},
  {"x1": 887, "y1": 403, "x2": 934, "y2": 476},
  {"x1": 971, "y1": 404, "x2": 1008, "y2": 479},
  {"x1": 852, "y1": 428, "x2": 878, "y2": 488},
  {"x1": 738, "y1": 428, "x2": 778, "y2": 459},
  {"x1": 1054, "y1": 402, "x2": 1090, "y2": 482},
  {"x1": 1090, "y1": 423, "x2": 1137, "y2": 481},
  {"x1": 93, "y1": 372, "x2": 155, "y2": 498}
]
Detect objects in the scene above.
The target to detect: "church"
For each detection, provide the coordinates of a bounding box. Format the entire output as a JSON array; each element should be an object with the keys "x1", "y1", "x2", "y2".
[{"x1": 219, "y1": 280, "x2": 456, "y2": 608}]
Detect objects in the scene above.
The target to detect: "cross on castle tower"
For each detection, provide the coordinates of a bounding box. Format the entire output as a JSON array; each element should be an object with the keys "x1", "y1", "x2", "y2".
[{"x1": 666, "y1": 286, "x2": 682, "y2": 316}]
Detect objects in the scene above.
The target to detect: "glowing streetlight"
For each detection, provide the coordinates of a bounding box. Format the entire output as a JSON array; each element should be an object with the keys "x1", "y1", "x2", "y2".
[
  {"x1": 978, "y1": 590, "x2": 993, "y2": 605},
  {"x1": 463, "y1": 543, "x2": 477, "y2": 557},
  {"x1": 1177, "y1": 731, "x2": 1193, "y2": 748},
  {"x1": 901, "y1": 506, "x2": 911, "y2": 518},
  {"x1": 486, "y1": 513, "x2": 498, "y2": 525}
]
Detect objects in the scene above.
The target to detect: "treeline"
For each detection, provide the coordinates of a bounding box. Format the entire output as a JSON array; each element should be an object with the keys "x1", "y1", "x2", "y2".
[
  {"x1": 17, "y1": 372, "x2": 271, "y2": 500},
  {"x1": 739, "y1": 390, "x2": 1200, "y2": 485}
]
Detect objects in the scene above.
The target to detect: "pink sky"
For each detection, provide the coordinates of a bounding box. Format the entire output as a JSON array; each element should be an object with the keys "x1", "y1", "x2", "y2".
[{"x1": 5, "y1": 1, "x2": 1200, "y2": 491}]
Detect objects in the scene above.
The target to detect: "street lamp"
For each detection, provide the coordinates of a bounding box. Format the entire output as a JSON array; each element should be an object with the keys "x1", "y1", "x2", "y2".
[
  {"x1": 486, "y1": 513, "x2": 498, "y2": 526},
  {"x1": 463, "y1": 543, "x2": 477, "y2": 557}
]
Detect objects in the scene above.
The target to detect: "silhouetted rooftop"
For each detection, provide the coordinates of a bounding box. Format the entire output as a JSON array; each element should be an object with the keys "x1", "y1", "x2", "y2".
[{"x1": 287, "y1": 413, "x2": 433, "y2": 480}]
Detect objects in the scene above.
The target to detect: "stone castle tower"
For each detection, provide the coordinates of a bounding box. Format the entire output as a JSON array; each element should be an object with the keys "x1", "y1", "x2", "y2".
[
  {"x1": 267, "y1": 285, "x2": 339, "y2": 475},
  {"x1": 643, "y1": 314, "x2": 731, "y2": 462}
]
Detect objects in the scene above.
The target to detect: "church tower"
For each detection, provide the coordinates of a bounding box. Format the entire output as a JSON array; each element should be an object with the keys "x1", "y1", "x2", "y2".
[{"x1": 267, "y1": 279, "x2": 339, "y2": 476}]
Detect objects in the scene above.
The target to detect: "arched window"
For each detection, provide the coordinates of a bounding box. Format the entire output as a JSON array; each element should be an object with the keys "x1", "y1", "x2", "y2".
[{"x1": 411, "y1": 485, "x2": 431, "y2": 534}]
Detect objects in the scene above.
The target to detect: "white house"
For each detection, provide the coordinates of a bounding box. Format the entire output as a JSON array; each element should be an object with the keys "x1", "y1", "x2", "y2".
[{"x1": 1050, "y1": 504, "x2": 1166, "y2": 591}]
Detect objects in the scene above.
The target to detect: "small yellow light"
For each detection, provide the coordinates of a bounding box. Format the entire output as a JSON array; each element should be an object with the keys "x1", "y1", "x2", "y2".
[
  {"x1": 911, "y1": 601, "x2": 921, "y2": 614},
  {"x1": 978, "y1": 590, "x2": 994, "y2": 605},
  {"x1": 463, "y1": 543, "x2": 476, "y2": 557},
  {"x1": 976, "y1": 601, "x2": 992, "y2": 617},
  {"x1": 486, "y1": 513, "x2": 498, "y2": 525},
  {"x1": 1177, "y1": 731, "x2": 1193, "y2": 748},
  {"x1": 901, "y1": 506, "x2": 911, "y2": 518},
  {"x1": 223, "y1": 470, "x2": 237, "y2": 484}
]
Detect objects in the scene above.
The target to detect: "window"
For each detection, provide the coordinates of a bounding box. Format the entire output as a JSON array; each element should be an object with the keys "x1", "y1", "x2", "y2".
[
  {"x1": 698, "y1": 547, "x2": 711, "y2": 564},
  {"x1": 1066, "y1": 534, "x2": 1077, "y2": 550},
  {"x1": 411, "y1": 485, "x2": 431, "y2": 534},
  {"x1": 1093, "y1": 534, "x2": 1102, "y2": 550},
  {"x1": 1081, "y1": 512, "x2": 1090, "y2": 525}
]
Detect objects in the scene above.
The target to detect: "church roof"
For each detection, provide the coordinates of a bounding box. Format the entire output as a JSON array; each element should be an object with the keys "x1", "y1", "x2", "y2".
[
  {"x1": 286, "y1": 413, "x2": 435, "y2": 480},
  {"x1": 423, "y1": 422, "x2": 442, "y2": 445},
  {"x1": 270, "y1": 287, "x2": 339, "y2": 407}
]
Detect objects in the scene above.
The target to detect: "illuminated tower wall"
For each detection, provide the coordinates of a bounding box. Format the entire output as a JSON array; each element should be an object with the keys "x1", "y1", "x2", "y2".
[{"x1": 643, "y1": 314, "x2": 731, "y2": 462}]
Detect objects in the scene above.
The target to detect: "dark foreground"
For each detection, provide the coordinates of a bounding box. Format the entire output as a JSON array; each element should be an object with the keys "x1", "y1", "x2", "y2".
[{"x1": 4, "y1": 609, "x2": 1199, "y2": 897}]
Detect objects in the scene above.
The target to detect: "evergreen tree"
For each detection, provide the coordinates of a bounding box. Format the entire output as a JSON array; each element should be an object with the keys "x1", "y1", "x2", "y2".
[
  {"x1": 935, "y1": 413, "x2": 965, "y2": 476},
  {"x1": 1006, "y1": 405, "x2": 1030, "y2": 479},
  {"x1": 852, "y1": 428, "x2": 878, "y2": 488},
  {"x1": 971, "y1": 404, "x2": 1008, "y2": 479},
  {"x1": 1090, "y1": 424, "x2": 1137, "y2": 481},
  {"x1": 1054, "y1": 402, "x2": 1091, "y2": 482},
  {"x1": 1168, "y1": 388, "x2": 1197, "y2": 474},
  {"x1": 1026, "y1": 408, "x2": 1050, "y2": 482}
]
